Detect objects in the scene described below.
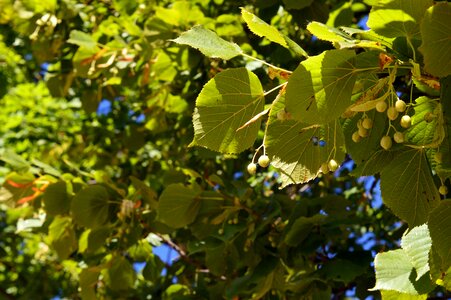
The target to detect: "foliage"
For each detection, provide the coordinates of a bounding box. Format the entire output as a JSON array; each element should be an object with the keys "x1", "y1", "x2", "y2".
[{"x1": 0, "y1": 0, "x2": 450, "y2": 299}]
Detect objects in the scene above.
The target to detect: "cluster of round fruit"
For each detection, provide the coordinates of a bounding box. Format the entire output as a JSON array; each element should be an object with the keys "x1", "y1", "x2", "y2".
[
  {"x1": 352, "y1": 98, "x2": 411, "y2": 150},
  {"x1": 247, "y1": 154, "x2": 270, "y2": 175}
]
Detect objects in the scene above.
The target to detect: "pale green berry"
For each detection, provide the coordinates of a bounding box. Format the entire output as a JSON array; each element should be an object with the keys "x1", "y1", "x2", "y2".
[
  {"x1": 358, "y1": 126, "x2": 369, "y2": 137},
  {"x1": 376, "y1": 101, "x2": 387, "y2": 112},
  {"x1": 258, "y1": 155, "x2": 270, "y2": 168},
  {"x1": 352, "y1": 131, "x2": 361, "y2": 143},
  {"x1": 362, "y1": 118, "x2": 373, "y2": 129},
  {"x1": 357, "y1": 119, "x2": 363, "y2": 129},
  {"x1": 395, "y1": 99, "x2": 407, "y2": 112},
  {"x1": 247, "y1": 163, "x2": 257, "y2": 175},
  {"x1": 393, "y1": 132, "x2": 404, "y2": 143},
  {"x1": 387, "y1": 107, "x2": 399, "y2": 120},
  {"x1": 439, "y1": 185, "x2": 448, "y2": 196},
  {"x1": 400, "y1": 115, "x2": 411, "y2": 128},
  {"x1": 328, "y1": 159, "x2": 339, "y2": 172},
  {"x1": 380, "y1": 136, "x2": 392, "y2": 150}
]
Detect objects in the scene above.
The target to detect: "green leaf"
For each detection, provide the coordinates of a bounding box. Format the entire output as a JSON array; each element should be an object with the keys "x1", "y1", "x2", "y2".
[
  {"x1": 285, "y1": 50, "x2": 376, "y2": 124},
  {"x1": 163, "y1": 284, "x2": 191, "y2": 300},
  {"x1": 380, "y1": 149, "x2": 440, "y2": 226},
  {"x1": 285, "y1": 214, "x2": 326, "y2": 246},
  {"x1": 80, "y1": 268, "x2": 100, "y2": 300},
  {"x1": 380, "y1": 290, "x2": 427, "y2": 300},
  {"x1": 206, "y1": 244, "x2": 227, "y2": 276},
  {"x1": 157, "y1": 183, "x2": 201, "y2": 228},
  {"x1": 419, "y1": 2, "x2": 451, "y2": 77},
  {"x1": 103, "y1": 256, "x2": 136, "y2": 291},
  {"x1": 307, "y1": 21, "x2": 349, "y2": 43},
  {"x1": 71, "y1": 185, "x2": 110, "y2": 229},
  {"x1": 67, "y1": 30, "x2": 98, "y2": 51},
  {"x1": 172, "y1": 25, "x2": 242, "y2": 60},
  {"x1": 351, "y1": 149, "x2": 399, "y2": 177},
  {"x1": 401, "y1": 224, "x2": 431, "y2": 280},
  {"x1": 265, "y1": 94, "x2": 345, "y2": 187},
  {"x1": 155, "y1": 1, "x2": 205, "y2": 27},
  {"x1": 47, "y1": 216, "x2": 77, "y2": 259},
  {"x1": 0, "y1": 149, "x2": 30, "y2": 173},
  {"x1": 439, "y1": 76, "x2": 451, "y2": 173},
  {"x1": 128, "y1": 239, "x2": 153, "y2": 261},
  {"x1": 142, "y1": 255, "x2": 165, "y2": 282},
  {"x1": 307, "y1": 22, "x2": 384, "y2": 50},
  {"x1": 241, "y1": 8, "x2": 287, "y2": 47},
  {"x1": 191, "y1": 68, "x2": 264, "y2": 154},
  {"x1": 43, "y1": 181, "x2": 70, "y2": 216},
  {"x1": 406, "y1": 96, "x2": 443, "y2": 147},
  {"x1": 326, "y1": 1, "x2": 353, "y2": 27},
  {"x1": 79, "y1": 227, "x2": 111, "y2": 254},
  {"x1": 371, "y1": 249, "x2": 434, "y2": 295},
  {"x1": 317, "y1": 258, "x2": 368, "y2": 283},
  {"x1": 367, "y1": 0, "x2": 433, "y2": 39},
  {"x1": 428, "y1": 200, "x2": 451, "y2": 267},
  {"x1": 282, "y1": 0, "x2": 313, "y2": 10}
]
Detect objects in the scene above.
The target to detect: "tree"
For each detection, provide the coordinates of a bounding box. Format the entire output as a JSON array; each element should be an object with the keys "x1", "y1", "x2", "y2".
[{"x1": 0, "y1": 0, "x2": 450, "y2": 299}]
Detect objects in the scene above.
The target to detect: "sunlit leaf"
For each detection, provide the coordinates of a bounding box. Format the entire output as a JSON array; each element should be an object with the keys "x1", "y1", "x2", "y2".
[
  {"x1": 191, "y1": 68, "x2": 264, "y2": 154},
  {"x1": 285, "y1": 50, "x2": 378, "y2": 124},
  {"x1": 172, "y1": 25, "x2": 242, "y2": 60},
  {"x1": 401, "y1": 224, "x2": 431, "y2": 280},
  {"x1": 371, "y1": 249, "x2": 434, "y2": 295},
  {"x1": 241, "y1": 8, "x2": 287, "y2": 47},
  {"x1": 367, "y1": 0, "x2": 433, "y2": 39},
  {"x1": 405, "y1": 96, "x2": 443, "y2": 147}
]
